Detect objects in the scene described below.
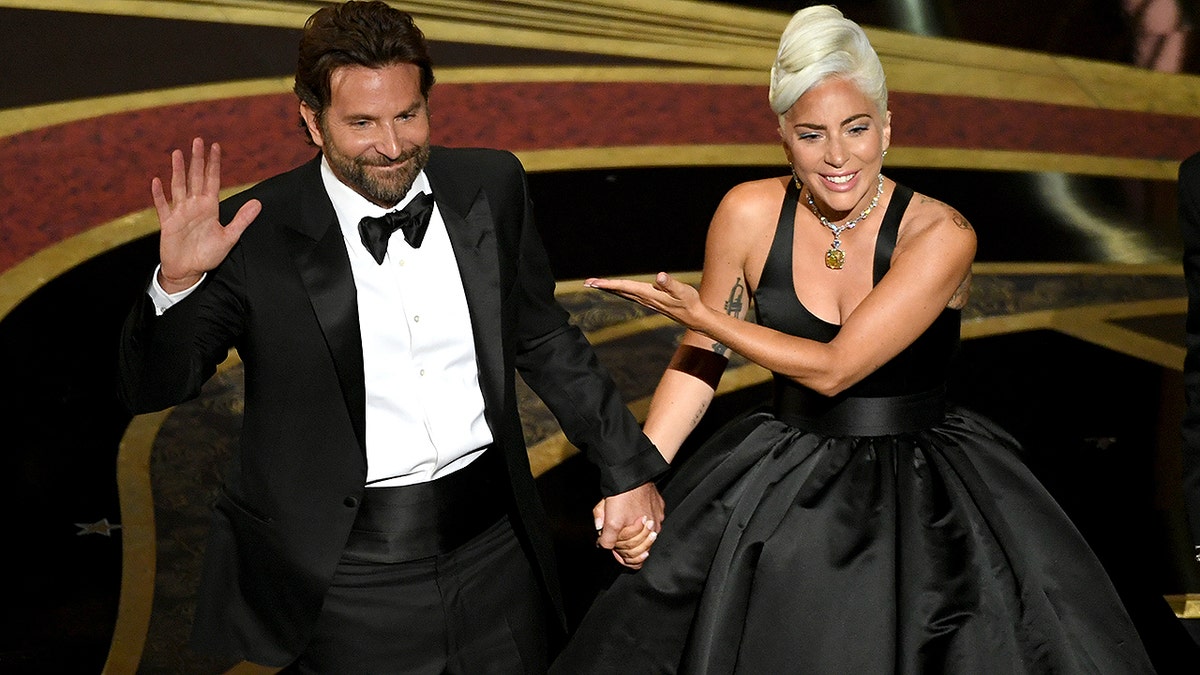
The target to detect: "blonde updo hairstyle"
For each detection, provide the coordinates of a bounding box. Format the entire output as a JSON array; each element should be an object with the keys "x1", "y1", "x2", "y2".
[{"x1": 768, "y1": 5, "x2": 887, "y2": 120}]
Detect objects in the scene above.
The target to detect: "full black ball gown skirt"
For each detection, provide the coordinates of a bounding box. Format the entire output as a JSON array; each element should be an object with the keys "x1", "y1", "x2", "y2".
[{"x1": 553, "y1": 406, "x2": 1153, "y2": 673}]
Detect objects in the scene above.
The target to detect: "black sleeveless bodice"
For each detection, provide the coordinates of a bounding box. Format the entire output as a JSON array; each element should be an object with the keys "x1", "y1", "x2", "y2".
[{"x1": 756, "y1": 180, "x2": 961, "y2": 435}]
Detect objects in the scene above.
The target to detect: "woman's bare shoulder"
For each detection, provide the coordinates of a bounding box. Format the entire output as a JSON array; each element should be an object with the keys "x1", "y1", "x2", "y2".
[
  {"x1": 900, "y1": 188, "x2": 977, "y2": 254},
  {"x1": 712, "y1": 176, "x2": 789, "y2": 229}
]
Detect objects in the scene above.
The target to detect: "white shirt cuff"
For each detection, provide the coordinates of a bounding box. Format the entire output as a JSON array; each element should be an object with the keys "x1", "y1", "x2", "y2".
[{"x1": 148, "y1": 264, "x2": 205, "y2": 316}]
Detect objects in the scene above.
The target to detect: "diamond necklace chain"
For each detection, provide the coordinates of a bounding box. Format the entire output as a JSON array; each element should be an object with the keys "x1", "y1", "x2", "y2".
[
  {"x1": 800, "y1": 173, "x2": 885, "y2": 270},
  {"x1": 804, "y1": 172, "x2": 885, "y2": 237}
]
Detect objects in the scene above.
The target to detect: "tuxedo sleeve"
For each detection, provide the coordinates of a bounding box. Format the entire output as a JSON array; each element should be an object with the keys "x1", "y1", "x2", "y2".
[
  {"x1": 502, "y1": 156, "x2": 669, "y2": 495},
  {"x1": 1181, "y1": 151, "x2": 1200, "y2": 552},
  {"x1": 117, "y1": 242, "x2": 246, "y2": 414}
]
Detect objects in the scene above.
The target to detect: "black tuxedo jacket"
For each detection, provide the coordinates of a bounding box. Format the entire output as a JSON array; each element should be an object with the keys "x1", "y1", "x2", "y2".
[
  {"x1": 1181, "y1": 151, "x2": 1200, "y2": 552},
  {"x1": 118, "y1": 147, "x2": 668, "y2": 665}
]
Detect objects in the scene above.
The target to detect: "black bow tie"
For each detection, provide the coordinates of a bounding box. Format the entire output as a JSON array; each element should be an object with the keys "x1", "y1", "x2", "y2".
[{"x1": 357, "y1": 192, "x2": 436, "y2": 264}]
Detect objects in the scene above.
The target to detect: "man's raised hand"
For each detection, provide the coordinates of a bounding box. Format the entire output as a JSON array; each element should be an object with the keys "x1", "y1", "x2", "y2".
[{"x1": 153, "y1": 137, "x2": 260, "y2": 293}]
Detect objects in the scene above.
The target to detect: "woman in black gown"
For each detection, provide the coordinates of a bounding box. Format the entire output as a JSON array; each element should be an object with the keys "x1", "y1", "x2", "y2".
[{"x1": 552, "y1": 5, "x2": 1154, "y2": 674}]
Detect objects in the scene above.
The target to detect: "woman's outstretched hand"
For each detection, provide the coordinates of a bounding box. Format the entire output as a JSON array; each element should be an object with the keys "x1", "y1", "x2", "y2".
[{"x1": 584, "y1": 272, "x2": 708, "y2": 332}]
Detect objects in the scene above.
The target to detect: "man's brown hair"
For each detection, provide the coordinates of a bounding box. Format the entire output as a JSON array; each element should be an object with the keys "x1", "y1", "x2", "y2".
[{"x1": 294, "y1": 1, "x2": 435, "y2": 140}]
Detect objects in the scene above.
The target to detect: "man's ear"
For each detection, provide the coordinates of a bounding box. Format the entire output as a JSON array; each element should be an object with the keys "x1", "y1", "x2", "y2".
[{"x1": 299, "y1": 103, "x2": 324, "y2": 148}]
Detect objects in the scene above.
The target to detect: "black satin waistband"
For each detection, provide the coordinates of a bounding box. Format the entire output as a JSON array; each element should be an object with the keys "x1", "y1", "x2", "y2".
[
  {"x1": 345, "y1": 447, "x2": 510, "y2": 563},
  {"x1": 774, "y1": 384, "x2": 946, "y2": 437}
]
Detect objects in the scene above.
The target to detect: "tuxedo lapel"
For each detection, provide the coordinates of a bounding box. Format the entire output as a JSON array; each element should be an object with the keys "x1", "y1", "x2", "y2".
[
  {"x1": 431, "y1": 176, "x2": 505, "y2": 422},
  {"x1": 286, "y1": 159, "x2": 368, "y2": 453}
]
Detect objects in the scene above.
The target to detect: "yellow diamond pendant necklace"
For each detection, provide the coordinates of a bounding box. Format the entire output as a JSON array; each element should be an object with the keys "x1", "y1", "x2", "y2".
[{"x1": 801, "y1": 173, "x2": 884, "y2": 270}]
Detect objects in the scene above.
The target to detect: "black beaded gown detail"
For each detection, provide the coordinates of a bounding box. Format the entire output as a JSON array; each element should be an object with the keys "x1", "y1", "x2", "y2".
[{"x1": 552, "y1": 181, "x2": 1154, "y2": 674}]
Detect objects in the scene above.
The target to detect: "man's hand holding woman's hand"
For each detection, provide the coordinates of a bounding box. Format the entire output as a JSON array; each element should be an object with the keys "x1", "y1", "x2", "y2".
[{"x1": 594, "y1": 482, "x2": 664, "y2": 570}]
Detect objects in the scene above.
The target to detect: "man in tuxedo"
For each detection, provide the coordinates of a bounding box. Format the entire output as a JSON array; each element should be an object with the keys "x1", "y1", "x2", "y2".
[
  {"x1": 1182, "y1": 150, "x2": 1200, "y2": 566},
  {"x1": 117, "y1": 2, "x2": 667, "y2": 671}
]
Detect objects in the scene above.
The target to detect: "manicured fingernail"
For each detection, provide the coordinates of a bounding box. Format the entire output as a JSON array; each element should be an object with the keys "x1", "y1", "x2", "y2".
[
  {"x1": 594, "y1": 517, "x2": 603, "y2": 530},
  {"x1": 648, "y1": 531, "x2": 658, "y2": 541}
]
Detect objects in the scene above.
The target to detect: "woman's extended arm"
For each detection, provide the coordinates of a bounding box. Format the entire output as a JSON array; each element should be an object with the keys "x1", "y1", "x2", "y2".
[{"x1": 589, "y1": 192, "x2": 975, "y2": 398}]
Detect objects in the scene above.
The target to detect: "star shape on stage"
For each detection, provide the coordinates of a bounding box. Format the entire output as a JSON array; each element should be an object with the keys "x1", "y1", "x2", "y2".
[{"x1": 75, "y1": 518, "x2": 122, "y2": 537}]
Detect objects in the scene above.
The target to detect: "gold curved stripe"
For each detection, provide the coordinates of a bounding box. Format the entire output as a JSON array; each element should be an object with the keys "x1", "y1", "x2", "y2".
[
  {"x1": 4, "y1": 0, "x2": 1199, "y2": 116},
  {"x1": 0, "y1": 0, "x2": 315, "y2": 27},
  {"x1": 0, "y1": 67, "x2": 761, "y2": 139},
  {"x1": 874, "y1": 32, "x2": 1200, "y2": 116},
  {"x1": 103, "y1": 408, "x2": 170, "y2": 675},
  {"x1": 517, "y1": 145, "x2": 1183, "y2": 181},
  {"x1": 107, "y1": 355, "x2": 259, "y2": 675},
  {"x1": 0, "y1": 78, "x2": 293, "y2": 139},
  {"x1": 1050, "y1": 298, "x2": 1186, "y2": 371},
  {"x1": 888, "y1": 147, "x2": 1183, "y2": 181},
  {"x1": 0, "y1": 209, "x2": 159, "y2": 321},
  {"x1": 961, "y1": 298, "x2": 1186, "y2": 371},
  {"x1": 972, "y1": 261, "x2": 1182, "y2": 276},
  {"x1": 960, "y1": 263, "x2": 1184, "y2": 346},
  {"x1": 0, "y1": 183, "x2": 256, "y2": 323}
]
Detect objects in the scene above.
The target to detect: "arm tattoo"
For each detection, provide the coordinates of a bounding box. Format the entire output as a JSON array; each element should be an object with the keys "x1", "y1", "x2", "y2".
[
  {"x1": 948, "y1": 270, "x2": 972, "y2": 309},
  {"x1": 919, "y1": 196, "x2": 972, "y2": 230},
  {"x1": 713, "y1": 277, "x2": 746, "y2": 355}
]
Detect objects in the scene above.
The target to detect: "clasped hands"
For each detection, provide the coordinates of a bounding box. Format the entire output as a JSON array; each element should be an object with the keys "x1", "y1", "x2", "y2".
[{"x1": 594, "y1": 482, "x2": 664, "y2": 570}]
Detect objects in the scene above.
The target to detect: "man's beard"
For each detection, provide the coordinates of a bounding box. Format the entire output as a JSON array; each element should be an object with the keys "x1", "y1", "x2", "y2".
[{"x1": 328, "y1": 141, "x2": 431, "y2": 207}]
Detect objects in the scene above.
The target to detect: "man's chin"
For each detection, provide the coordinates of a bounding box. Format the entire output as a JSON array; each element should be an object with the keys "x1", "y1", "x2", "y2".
[{"x1": 371, "y1": 183, "x2": 418, "y2": 207}]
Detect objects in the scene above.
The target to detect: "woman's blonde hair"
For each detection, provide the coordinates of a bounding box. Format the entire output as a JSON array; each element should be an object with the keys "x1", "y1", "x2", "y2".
[{"x1": 768, "y1": 5, "x2": 887, "y2": 118}]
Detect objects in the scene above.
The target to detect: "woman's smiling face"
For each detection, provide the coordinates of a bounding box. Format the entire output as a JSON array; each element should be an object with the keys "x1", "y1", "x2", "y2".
[{"x1": 780, "y1": 76, "x2": 891, "y2": 220}]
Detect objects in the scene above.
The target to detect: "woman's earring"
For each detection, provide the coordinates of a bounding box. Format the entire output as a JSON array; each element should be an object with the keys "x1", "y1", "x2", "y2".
[
  {"x1": 882, "y1": 149, "x2": 888, "y2": 159},
  {"x1": 790, "y1": 165, "x2": 802, "y2": 189}
]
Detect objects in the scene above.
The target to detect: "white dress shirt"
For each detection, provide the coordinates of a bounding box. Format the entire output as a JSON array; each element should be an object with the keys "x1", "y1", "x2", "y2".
[{"x1": 150, "y1": 156, "x2": 493, "y2": 487}]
